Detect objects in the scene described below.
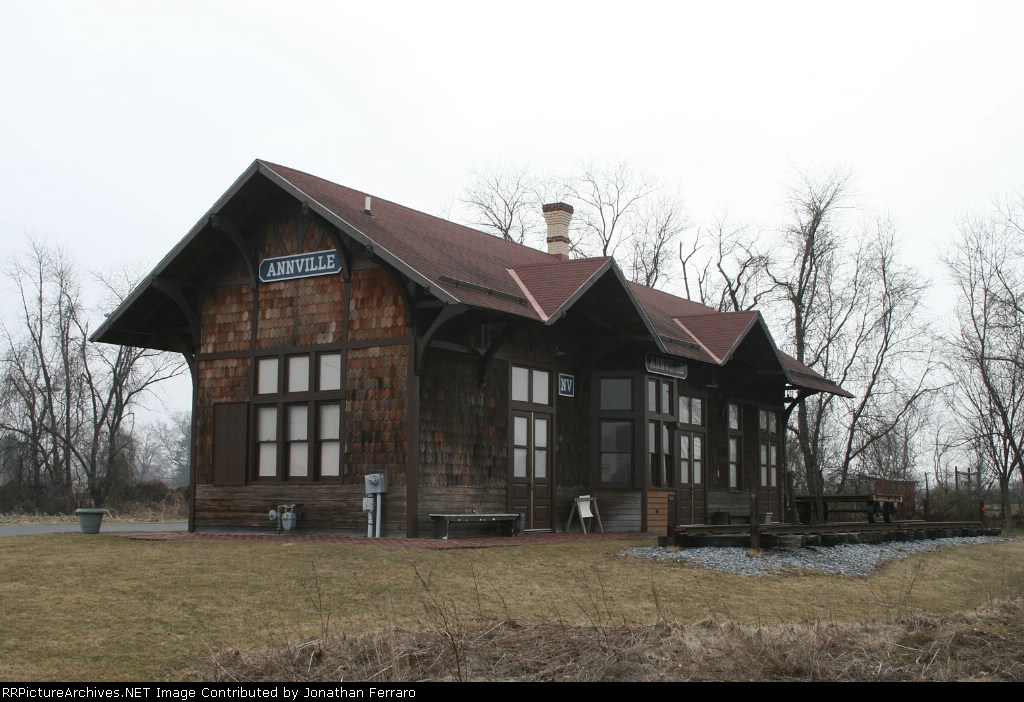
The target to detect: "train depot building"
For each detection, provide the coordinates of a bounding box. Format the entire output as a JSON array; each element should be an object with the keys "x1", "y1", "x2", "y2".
[{"x1": 92, "y1": 160, "x2": 850, "y2": 537}]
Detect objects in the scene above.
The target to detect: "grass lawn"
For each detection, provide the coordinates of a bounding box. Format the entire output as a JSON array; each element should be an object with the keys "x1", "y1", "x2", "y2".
[{"x1": 1, "y1": 532, "x2": 1022, "y2": 681}]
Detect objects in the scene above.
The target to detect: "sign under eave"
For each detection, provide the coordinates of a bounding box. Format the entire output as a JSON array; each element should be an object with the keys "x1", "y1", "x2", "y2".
[
  {"x1": 645, "y1": 353, "x2": 688, "y2": 380},
  {"x1": 259, "y1": 250, "x2": 342, "y2": 283}
]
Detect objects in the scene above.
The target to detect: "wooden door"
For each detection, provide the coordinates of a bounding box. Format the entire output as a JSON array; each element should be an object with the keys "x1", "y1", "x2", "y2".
[{"x1": 510, "y1": 410, "x2": 553, "y2": 531}]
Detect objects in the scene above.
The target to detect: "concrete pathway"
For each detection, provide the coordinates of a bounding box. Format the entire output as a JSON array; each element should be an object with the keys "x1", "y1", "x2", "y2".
[{"x1": 0, "y1": 522, "x2": 187, "y2": 536}]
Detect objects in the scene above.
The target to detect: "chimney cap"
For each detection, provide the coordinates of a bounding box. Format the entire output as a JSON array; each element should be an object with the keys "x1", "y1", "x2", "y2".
[{"x1": 542, "y1": 202, "x2": 574, "y2": 215}]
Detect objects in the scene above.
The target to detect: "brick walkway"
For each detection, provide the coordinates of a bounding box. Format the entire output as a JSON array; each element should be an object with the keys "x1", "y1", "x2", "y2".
[{"x1": 120, "y1": 530, "x2": 657, "y2": 550}]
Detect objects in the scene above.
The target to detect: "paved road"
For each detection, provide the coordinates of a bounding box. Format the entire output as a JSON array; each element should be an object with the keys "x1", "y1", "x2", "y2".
[{"x1": 0, "y1": 522, "x2": 187, "y2": 536}]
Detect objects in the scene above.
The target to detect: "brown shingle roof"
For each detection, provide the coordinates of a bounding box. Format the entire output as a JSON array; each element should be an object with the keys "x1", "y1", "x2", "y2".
[{"x1": 92, "y1": 159, "x2": 850, "y2": 398}]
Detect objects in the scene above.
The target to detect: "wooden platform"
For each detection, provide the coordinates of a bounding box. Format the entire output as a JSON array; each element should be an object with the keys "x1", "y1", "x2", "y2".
[{"x1": 665, "y1": 520, "x2": 1003, "y2": 549}]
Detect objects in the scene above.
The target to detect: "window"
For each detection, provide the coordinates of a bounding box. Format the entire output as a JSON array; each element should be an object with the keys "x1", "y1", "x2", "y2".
[
  {"x1": 679, "y1": 395, "x2": 704, "y2": 426},
  {"x1": 512, "y1": 414, "x2": 550, "y2": 479},
  {"x1": 257, "y1": 358, "x2": 279, "y2": 394},
  {"x1": 600, "y1": 378, "x2": 632, "y2": 410},
  {"x1": 647, "y1": 378, "x2": 673, "y2": 415},
  {"x1": 679, "y1": 395, "x2": 704, "y2": 485},
  {"x1": 680, "y1": 432, "x2": 703, "y2": 484},
  {"x1": 760, "y1": 442, "x2": 779, "y2": 487},
  {"x1": 648, "y1": 420, "x2": 672, "y2": 487},
  {"x1": 286, "y1": 404, "x2": 308, "y2": 477},
  {"x1": 319, "y1": 403, "x2": 341, "y2": 477},
  {"x1": 646, "y1": 377, "x2": 674, "y2": 487},
  {"x1": 600, "y1": 420, "x2": 632, "y2": 484},
  {"x1": 759, "y1": 408, "x2": 779, "y2": 435},
  {"x1": 253, "y1": 351, "x2": 345, "y2": 481},
  {"x1": 727, "y1": 403, "x2": 742, "y2": 489},
  {"x1": 597, "y1": 376, "x2": 634, "y2": 485},
  {"x1": 512, "y1": 365, "x2": 550, "y2": 405},
  {"x1": 287, "y1": 355, "x2": 310, "y2": 393},
  {"x1": 759, "y1": 408, "x2": 780, "y2": 488},
  {"x1": 319, "y1": 353, "x2": 342, "y2": 391},
  {"x1": 728, "y1": 403, "x2": 741, "y2": 431},
  {"x1": 256, "y1": 406, "x2": 277, "y2": 477},
  {"x1": 728, "y1": 436, "x2": 740, "y2": 489}
]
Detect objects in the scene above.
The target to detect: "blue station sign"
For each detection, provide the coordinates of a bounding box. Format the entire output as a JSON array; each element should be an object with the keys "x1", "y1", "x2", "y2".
[
  {"x1": 558, "y1": 373, "x2": 575, "y2": 398},
  {"x1": 259, "y1": 250, "x2": 342, "y2": 283}
]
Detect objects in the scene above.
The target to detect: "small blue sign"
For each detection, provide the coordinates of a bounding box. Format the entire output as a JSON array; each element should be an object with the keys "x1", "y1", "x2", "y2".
[
  {"x1": 558, "y1": 373, "x2": 575, "y2": 398},
  {"x1": 259, "y1": 250, "x2": 342, "y2": 283}
]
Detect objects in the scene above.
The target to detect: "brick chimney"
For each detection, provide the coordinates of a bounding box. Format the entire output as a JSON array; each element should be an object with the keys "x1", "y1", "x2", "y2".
[{"x1": 542, "y1": 202, "x2": 573, "y2": 259}]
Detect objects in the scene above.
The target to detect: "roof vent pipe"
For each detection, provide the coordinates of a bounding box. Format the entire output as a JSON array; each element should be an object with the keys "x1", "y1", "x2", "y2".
[
  {"x1": 542, "y1": 202, "x2": 573, "y2": 259},
  {"x1": 364, "y1": 196, "x2": 372, "y2": 215}
]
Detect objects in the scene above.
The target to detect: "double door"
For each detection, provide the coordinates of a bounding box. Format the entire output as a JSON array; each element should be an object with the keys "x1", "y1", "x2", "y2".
[{"x1": 511, "y1": 410, "x2": 552, "y2": 531}]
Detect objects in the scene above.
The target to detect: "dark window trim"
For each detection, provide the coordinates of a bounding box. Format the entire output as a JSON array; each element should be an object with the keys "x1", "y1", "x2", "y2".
[{"x1": 251, "y1": 350, "x2": 346, "y2": 483}]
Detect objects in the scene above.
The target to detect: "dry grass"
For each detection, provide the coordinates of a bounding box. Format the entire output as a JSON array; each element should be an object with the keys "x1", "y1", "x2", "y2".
[
  {"x1": 0, "y1": 533, "x2": 1022, "y2": 681},
  {"x1": 0, "y1": 501, "x2": 187, "y2": 525},
  {"x1": 211, "y1": 598, "x2": 1024, "y2": 682}
]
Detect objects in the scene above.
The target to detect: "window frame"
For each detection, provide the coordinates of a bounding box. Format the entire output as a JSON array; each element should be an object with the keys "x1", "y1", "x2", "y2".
[
  {"x1": 678, "y1": 393, "x2": 705, "y2": 486},
  {"x1": 252, "y1": 350, "x2": 346, "y2": 482},
  {"x1": 595, "y1": 374, "x2": 637, "y2": 487},
  {"x1": 758, "y1": 407, "x2": 781, "y2": 488},
  {"x1": 727, "y1": 403, "x2": 742, "y2": 490},
  {"x1": 645, "y1": 376, "x2": 675, "y2": 488}
]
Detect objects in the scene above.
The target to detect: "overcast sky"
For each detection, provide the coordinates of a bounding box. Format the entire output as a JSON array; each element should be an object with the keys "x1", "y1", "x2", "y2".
[{"x1": 2, "y1": 0, "x2": 1023, "y2": 417}]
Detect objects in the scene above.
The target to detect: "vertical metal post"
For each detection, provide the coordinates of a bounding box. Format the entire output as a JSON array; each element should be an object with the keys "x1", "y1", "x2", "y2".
[
  {"x1": 749, "y1": 490, "x2": 761, "y2": 553},
  {"x1": 375, "y1": 493, "x2": 383, "y2": 538}
]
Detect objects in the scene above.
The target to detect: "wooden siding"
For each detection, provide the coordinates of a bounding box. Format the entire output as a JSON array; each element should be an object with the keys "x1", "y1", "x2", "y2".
[
  {"x1": 195, "y1": 483, "x2": 408, "y2": 533},
  {"x1": 349, "y1": 265, "x2": 407, "y2": 341},
  {"x1": 590, "y1": 490, "x2": 643, "y2": 532},
  {"x1": 257, "y1": 273, "x2": 344, "y2": 349},
  {"x1": 192, "y1": 198, "x2": 412, "y2": 531},
  {"x1": 345, "y1": 345, "x2": 408, "y2": 487},
  {"x1": 419, "y1": 347, "x2": 508, "y2": 489},
  {"x1": 199, "y1": 283, "x2": 252, "y2": 354},
  {"x1": 646, "y1": 490, "x2": 672, "y2": 534},
  {"x1": 554, "y1": 328, "x2": 591, "y2": 492},
  {"x1": 195, "y1": 358, "x2": 250, "y2": 484}
]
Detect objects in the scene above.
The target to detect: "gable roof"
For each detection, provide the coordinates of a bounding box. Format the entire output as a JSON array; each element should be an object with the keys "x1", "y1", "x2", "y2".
[{"x1": 91, "y1": 159, "x2": 850, "y2": 398}]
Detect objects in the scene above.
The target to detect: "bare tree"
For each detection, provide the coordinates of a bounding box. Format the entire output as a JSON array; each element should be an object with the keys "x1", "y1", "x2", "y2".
[
  {"x1": 567, "y1": 159, "x2": 661, "y2": 259},
  {"x1": 0, "y1": 239, "x2": 83, "y2": 510},
  {"x1": 0, "y1": 237, "x2": 185, "y2": 510},
  {"x1": 457, "y1": 163, "x2": 545, "y2": 247},
  {"x1": 942, "y1": 199, "x2": 1024, "y2": 531},
  {"x1": 626, "y1": 192, "x2": 688, "y2": 288},
  {"x1": 455, "y1": 159, "x2": 688, "y2": 288},
  {"x1": 156, "y1": 410, "x2": 192, "y2": 488},
  {"x1": 679, "y1": 213, "x2": 771, "y2": 311},
  {"x1": 755, "y1": 168, "x2": 936, "y2": 518}
]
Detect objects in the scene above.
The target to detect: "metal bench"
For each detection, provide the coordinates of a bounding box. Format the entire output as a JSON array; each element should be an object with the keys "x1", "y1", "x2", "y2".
[{"x1": 429, "y1": 512, "x2": 522, "y2": 540}]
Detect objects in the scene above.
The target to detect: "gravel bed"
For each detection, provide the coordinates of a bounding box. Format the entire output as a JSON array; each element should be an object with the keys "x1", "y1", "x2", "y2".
[{"x1": 621, "y1": 535, "x2": 1014, "y2": 577}]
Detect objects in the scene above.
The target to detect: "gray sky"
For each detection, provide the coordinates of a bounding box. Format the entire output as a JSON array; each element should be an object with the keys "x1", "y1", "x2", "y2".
[{"x1": 3, "y1": 0, "x2": 1023, "y2": 416}]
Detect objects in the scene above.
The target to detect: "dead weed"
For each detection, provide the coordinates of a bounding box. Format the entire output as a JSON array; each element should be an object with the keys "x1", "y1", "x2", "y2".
[{"x1": 209, "y1": 596, "x2": 1024, "y2": 682}]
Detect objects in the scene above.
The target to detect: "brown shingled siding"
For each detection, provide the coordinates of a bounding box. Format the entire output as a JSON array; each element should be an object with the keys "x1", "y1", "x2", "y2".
[
  {"x1": 258, "y1": 273, "x2": 344, "y2": 349},
  {"x1": 349, "y1": 266, "x2": 406, "y2": 341},
  {"x1": 199, "y1": 284, "x2": 252, "y2": 355},
  {"x1": 419, "y1": 347, "x2": 508, "y2": 490},
  {"x1": 345, "y1": 345, "x2": 408, "y2": 487},
  {"x1": 192, "y1": 199, "x2": 413, "y2": 532},
  {"x1": 194, "y1": 358, "x2": 250, "y2": 484}
]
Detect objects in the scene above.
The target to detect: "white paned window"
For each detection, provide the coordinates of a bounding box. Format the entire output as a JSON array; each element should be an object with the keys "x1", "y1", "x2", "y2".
[
  {"x1": 319, "y1": 353, "x2": 342, "y2": 391},
  {"x1": 255, "y1": 351, "x2": 345, "y2": 481},
  {"x1": 287, "y1": 355, "x2": 310, "y2": 393},
  {"x1": 257, "y1": 358, "x2": 279, "y2": 394}
]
